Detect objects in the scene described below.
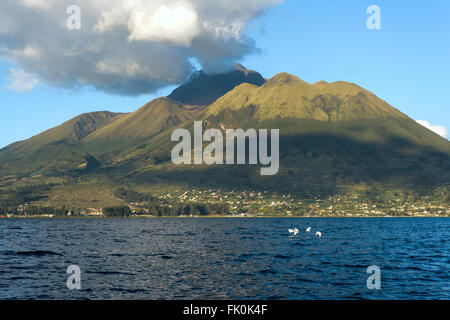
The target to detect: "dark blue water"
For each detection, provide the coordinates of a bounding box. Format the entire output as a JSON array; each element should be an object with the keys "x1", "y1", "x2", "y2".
[{"x1": 0, "y1": 218, "x2": 448, "y2": 300}]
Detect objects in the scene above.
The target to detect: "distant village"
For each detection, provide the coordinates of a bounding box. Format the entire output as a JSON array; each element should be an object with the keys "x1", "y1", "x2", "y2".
[
  {"x1": 139, "y1": 186, "x2": 450, "y2": 217},
  {"x1": 4, "y1": 185, "x2": 449, "y2": 218}
]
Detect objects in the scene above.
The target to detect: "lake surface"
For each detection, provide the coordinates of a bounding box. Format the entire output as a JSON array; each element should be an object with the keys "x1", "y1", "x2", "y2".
[{"x1": 0, "y1": 218, "x2": 448, "y2": 300}]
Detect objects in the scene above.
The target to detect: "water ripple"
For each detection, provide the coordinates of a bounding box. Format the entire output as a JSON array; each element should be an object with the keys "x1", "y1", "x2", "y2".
[{"x1": 0, "y1": 217, "x2": 448, "y2": 299}]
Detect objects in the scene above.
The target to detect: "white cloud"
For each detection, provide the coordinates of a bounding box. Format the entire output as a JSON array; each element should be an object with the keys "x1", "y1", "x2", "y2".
[
  {"x1": 11, "y1": 45, "x2": 40, "y2": 59},
  {"x1": 127, "y1": 2, "x2": 199, "y2": 46},
  {"x1": 416, "y1": 120, "x2": 448, "y2": 139},
  {"x1": 0, "y1": 0, "x2": 281, "y2": 95},
  {"x1": 21, "y1": 0, "x2": 51, "y2": 10},
  {"x1": 7, "y1": 68, "x2": 40, "y2": 92}
]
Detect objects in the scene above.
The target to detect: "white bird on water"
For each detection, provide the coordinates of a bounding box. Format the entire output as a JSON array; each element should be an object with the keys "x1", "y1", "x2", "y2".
[
  {"x1": 306, "y1": 227, "x2": 311, "y2": 232},
  {"x1": 316, "y1": 231, "x2": 322, "y2": 238},
  {"x1": 288, "y1": 228, "x2": 299, "y2": 236}
]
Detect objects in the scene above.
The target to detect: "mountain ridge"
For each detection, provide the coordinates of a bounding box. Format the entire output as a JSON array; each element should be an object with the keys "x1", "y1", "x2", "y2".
[{"x1": 0, "y1": 111, "x2": 124, "y2": 176}]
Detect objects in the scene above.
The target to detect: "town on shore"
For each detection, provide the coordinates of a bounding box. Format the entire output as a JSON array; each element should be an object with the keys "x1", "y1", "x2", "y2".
[{"x1": 2, "y1": 185, "x2": 449, "y2": 218}]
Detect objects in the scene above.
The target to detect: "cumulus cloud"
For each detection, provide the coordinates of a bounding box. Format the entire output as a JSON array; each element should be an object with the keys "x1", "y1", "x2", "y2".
[
  {"x1": 7, "y1": 68, "x2": 40, "y2": 92},
  {"x1": 0, "y1": 0, "x2": 281, "y2": 95},
  {"x1": 416, "y1": 120, "x2": 448, "y2": 139}
]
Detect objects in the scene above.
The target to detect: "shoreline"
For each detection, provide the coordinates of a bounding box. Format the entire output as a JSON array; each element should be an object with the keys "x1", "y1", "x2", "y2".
[{"x1": 1, "y1": 215, "x2": 448, "y2": 219}]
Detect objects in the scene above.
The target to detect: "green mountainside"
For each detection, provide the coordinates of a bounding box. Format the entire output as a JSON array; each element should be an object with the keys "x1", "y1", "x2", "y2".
[
  {"x1": 0, "y1": 69, "x2": 449, "y2": 216},
  {"x1": 82, "y1": 98, "x2": 200, "y2": 160},
  {"x1": 0, "y1": 111, "x2": 124, "y2": 177},
  {"x1": 206, "y1": 73, "x2": 449, "y2": 149}
]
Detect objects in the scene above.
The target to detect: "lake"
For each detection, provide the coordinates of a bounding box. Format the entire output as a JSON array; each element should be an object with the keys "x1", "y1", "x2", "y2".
[{"x1": 0, "y1": 218, "x2": 448, "y2": 299}]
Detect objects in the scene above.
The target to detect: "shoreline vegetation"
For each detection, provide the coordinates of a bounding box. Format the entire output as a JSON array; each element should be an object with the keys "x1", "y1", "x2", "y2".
[
  {"x1": 1, "y1": 185, "x2": 449, "y2": 219},
  {"x1": 3, "y1": 215, "x2": 448, "y2": 219}
]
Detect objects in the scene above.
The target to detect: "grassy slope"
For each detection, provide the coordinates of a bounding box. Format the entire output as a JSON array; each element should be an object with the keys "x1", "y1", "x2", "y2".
[
  {"x1": 81, "y1": 97, "x2": 204, "y2": 162},
  {"x1": 0, "y1": 111, "x2": 124, "y2": 177},
  {"x1": 206, "y1": 73, "x2": 450, "y2": 150}
]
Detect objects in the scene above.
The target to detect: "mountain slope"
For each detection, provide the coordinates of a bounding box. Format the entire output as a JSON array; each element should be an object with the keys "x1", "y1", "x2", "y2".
[
  {"x1": 81, "y1": 98, "x2": 200, "y2": 160},
  {"x1": 0, "y1": 111, "x2": 124, "y2": 177},
  {"x1": 207, "y1": 73, "x2": 405, "y2": 121},
  {"x1": 206, "y1": 73, "x2": 450, "y2": 150}
]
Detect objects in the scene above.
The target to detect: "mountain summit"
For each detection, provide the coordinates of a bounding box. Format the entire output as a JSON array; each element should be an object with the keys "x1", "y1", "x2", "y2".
[{"x1": 168, "y1": 63, "x2": 265, "y2": 106}]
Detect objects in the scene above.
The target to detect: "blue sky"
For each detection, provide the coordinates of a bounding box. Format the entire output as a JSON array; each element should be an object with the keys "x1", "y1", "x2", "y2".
[{"x1": 1, "y1": 0, "x2": 449, "y2": 148}]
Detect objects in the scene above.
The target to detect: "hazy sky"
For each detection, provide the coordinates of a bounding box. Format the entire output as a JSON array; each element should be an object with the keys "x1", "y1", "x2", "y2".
[{"x1": 1, "y1": 0, "x2": 449, "y2": 148}]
